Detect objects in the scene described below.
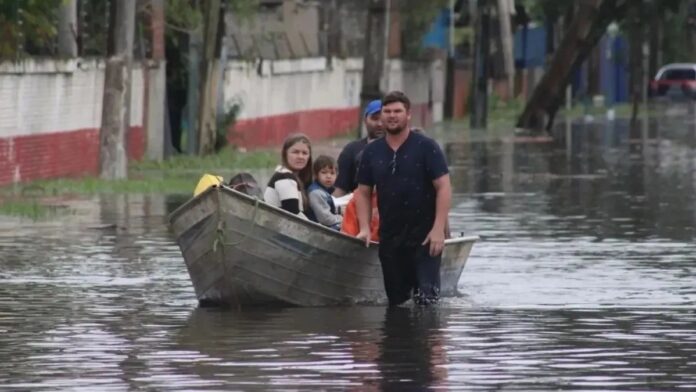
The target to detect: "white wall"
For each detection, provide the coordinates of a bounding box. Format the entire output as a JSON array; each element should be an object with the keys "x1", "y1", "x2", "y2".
[
  {"x1": 222, "y1": 57, "x2": 363, "y2": 120},
  {"x1": 0, "y1": 59, "x2": 145, "y2": 139},
  {"x1": 0, "y1": 56, "x2": 444, "y2": 142},
  {"x1": 222, "y1": 56, "x2": 444, "y2": 121}
]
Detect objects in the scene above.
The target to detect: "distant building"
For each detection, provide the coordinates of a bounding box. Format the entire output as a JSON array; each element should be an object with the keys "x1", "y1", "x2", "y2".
[
  {"x1": 225, "y1": 0, "x2": 376, "y2": 60},
  {"x1": 226, "y1": 0, "x2": 322, "y2": 59}
]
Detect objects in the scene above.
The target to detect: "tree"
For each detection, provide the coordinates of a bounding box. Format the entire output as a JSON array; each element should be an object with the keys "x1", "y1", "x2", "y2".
[
  {"x1": 0, "y1": 0, "x2": 61, "y2": 58},
  {"x1": 197, "y1": 0, "x2": 222, "y2": 155},
  {"x1": 163, "y1": 0, "x2": 257, "y2": 155},
  {"x1": 516, "y1": 0, "x2": 682, "y2": 133},
  {"x1": 516, "y1": 0, "x2": 633, "y2": 132},
  {"x1": 399, "y1": 0, "x2": 449, "y2": 58},
  {"x1": 358, "y1": 0, "x2": 388, "y2": 138},
  {"x1": 57, "y1": 0, "x2": 77, "y2": 57},
  {"x1": 99, "y1": 0, "x2": 136, "y2": 180}
]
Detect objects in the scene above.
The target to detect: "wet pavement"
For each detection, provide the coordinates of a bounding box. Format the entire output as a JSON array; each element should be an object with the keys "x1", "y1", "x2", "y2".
[{"x1": 2, "y1": 108, "x2": 696, "y2": 390}]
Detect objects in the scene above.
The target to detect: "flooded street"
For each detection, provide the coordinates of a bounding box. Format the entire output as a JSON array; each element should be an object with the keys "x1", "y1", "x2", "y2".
[{"x1": 3, "y1": 113, "x2": 696, "y2": 390}]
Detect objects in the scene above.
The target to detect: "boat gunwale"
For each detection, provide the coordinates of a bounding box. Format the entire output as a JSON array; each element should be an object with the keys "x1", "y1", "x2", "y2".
[{"x1": 169, "y1": 185, "x2": 480, "y2": 246}]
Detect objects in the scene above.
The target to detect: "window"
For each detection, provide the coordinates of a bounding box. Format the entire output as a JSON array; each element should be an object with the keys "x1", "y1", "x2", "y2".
[{"x1": 661, "y1": 69, "x2": 696, "y2": 81}]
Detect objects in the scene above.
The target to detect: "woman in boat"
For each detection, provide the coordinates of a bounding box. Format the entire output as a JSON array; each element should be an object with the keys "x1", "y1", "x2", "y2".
[{"x1": 264, "y1": 133, "x2": 313, "y2": 218}]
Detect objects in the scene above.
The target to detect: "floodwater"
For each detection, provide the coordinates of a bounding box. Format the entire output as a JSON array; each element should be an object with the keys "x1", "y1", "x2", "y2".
[{"x1": 3, "y1": 109, "x2": 696, "y2": 390}]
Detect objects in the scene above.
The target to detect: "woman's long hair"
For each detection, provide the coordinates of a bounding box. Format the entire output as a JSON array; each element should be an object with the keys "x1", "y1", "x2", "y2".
[{"x1": 281, "y1": 133, "x2": 313, "y2": 189}]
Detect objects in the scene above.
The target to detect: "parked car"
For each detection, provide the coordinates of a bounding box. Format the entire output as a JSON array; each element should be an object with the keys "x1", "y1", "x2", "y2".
[{"x1": 649, "y1": 63, "x2": 696, "y2": 99}]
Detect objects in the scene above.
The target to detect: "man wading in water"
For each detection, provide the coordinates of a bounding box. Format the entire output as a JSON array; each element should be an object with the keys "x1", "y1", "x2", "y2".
[{"x1": 354, "y1": 91, "x2": 452, "y2": 306}]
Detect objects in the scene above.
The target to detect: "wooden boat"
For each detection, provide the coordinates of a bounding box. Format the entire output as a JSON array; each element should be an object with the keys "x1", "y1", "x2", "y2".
[{"x1": 168, "y1": 185, "x2": 478, "y2": 307}]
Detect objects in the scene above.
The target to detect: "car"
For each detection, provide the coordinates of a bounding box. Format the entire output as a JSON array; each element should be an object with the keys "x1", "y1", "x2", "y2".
[{"x1": 649, "y1": 63, "x2": 696, "y2": 99}]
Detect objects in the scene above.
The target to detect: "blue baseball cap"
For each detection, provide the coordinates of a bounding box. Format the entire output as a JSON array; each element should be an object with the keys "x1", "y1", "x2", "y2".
[{"x1": 364, "y1": 99, "x2": 382, "y2": 117}]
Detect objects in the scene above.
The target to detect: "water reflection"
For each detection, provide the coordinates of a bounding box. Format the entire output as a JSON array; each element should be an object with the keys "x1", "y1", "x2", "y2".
[
  {"x1": 445, "y1": 115, "x2": 696, "y2": 242},
  {"x1": 377, "y1": 308, "x2": 447, "y2": 391},
  {"x1": 176, "y1": 306, "x2": 448, "y2": 390}
]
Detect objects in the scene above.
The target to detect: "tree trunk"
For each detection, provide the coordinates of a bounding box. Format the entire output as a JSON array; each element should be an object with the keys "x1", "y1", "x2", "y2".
[
  {"x1": 627, "y1": 7, "x2": 644, "y2": 134},
  {"x1": 516, "y1": 0, "x2": 633, "y2": 132},
  {"x1": 150, "y1": 0, "x2": 165, "y2": 60},
  {"x1": 324, "y1": 0, "x2": 341, "y2": 59},
  {"x1": 57, "y1": 0, "x2": 78, "y2": 57},
  {"x1": 648, "y1": 12, "x2": 660, "y2": 79},
  {"x1": 470, "y1": 0, "x2": 491, "y2": 129},
  {"x1": 358, "y1": 0, "x2": 388, "y2": 138},
  {"x1": 145, "y1": 0, "x2": 166, "y2": 161},
  {"x1": 197, "y1": 0, "x2": 222, "y2": 155},
  {"x1": 497, "y1": 0, "x2": 515, "y2": 99},
  {"x1": 587, "y1": 45, "x2": 600, "y2": 96},
  {"x1": 99, "y1": 0, "x2": 135, "y2": 180}
]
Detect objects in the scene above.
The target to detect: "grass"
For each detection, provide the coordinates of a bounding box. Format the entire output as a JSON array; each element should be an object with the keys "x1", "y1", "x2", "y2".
[
  {"x1": 0, "y1": 147, "x2": 281, "y2": 218},
  {"x1": 0, "y1": 103, "x2": 649, "y2": 219},
  {"x1": 0, "y1": 199, "x2": 51, "y2": 219},
  {"x1": 30, "y1": 176, "x2": 197, "y2": 195},
  {"x1": 133, "y1": 147, "x2": 278, "y2": 172},
  {"x1": 2, "y1": 148, "x2": 277, "y2": 194}
]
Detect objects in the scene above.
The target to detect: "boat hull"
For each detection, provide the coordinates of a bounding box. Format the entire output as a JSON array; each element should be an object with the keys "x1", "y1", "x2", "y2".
[{"x1": 169, "y1": 186, "x2": 477, "y2": 307}]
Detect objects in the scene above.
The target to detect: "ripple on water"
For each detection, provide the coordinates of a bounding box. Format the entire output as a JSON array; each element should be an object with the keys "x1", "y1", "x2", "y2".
[{"x1": 4, "y1": 117, "x2": 696, "y2": 389}]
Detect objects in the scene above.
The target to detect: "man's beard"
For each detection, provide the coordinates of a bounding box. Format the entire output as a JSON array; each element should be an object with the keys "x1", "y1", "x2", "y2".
[
  {"x1": 367, "y1": 127, "x2": 384, "y2": 139},
  {"x1": 385, "y1": 124, "x2": 406, "y2": 135}
]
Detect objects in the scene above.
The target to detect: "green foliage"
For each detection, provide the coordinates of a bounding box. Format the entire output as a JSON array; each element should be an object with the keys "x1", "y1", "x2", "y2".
[
  {"x1": 215, "y1": 99, "x2": 242, "y2": 152},
  {"x1": 519, "y1": 0, "x2": 682, "y2": 25},
  {"x1": 400, "y1": 0, "x2": 449, "y2": 59},
  {"x1": 659, "y1": 0, "x2": 695, "y2": 64},
  {"x1": 79, "y1": 0, "x2": 110, "y2": 56},
  {"x1": 133, "y1": 148, "x2": 277, "y2": 172},
  {"x1": 518, "y1": 0, "x2": 572, "y2": 23},
  {"x1": 0, "y1": 0, "x2": 61, "y2": 59},
  {"x1": 0, "y1": 199, "x2": 49, "y2": 219},
  {"x1": 166, "y1": 0, "x2": 204, "y2": 33},
  {"x1": 166, "y1": 0, "x2": 258, "y2": 33},
  {"x1": 227, "y1": 0, "x2": 258, "y2": 21}
]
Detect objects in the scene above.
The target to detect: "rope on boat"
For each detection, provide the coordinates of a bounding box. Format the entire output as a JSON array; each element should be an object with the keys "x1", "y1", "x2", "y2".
[{"x1": 213, "y1": 196, "x2": 261, "y2": 251}]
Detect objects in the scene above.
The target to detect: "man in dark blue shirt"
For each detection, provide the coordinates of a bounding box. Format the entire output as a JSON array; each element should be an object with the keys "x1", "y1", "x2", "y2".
[
  {"x1": 355, "y1": 91, "x2": 452, "y2": 306},
  {"x1": 333, "y1": 100, "x2": 384, "y2": 197}
]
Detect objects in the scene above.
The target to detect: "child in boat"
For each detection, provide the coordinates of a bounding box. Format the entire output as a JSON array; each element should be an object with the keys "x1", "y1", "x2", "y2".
[
  {"x1": 341, "y1": 188, "x2": 380, "y2": 242},
  {"x1": 307, "y1": 155, "x2": 343, "y2": 230}
]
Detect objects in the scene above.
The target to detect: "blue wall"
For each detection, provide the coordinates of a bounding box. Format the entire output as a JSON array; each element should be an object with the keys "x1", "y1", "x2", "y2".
[
  {"x1": 513, "y1": 26, "x2": 629, "y2": 104},
  {"x1": 599, "y1": 35, "x2": 629, "y2": 104},
  {"x1": 514, "y1": 26, "x2": 546, "y2": 68},
  {"x1": 422, "y1": 9, "x2": 451, "y2": 51}
]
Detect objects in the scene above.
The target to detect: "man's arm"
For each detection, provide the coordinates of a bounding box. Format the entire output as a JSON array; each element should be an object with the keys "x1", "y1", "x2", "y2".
[
  {"x1": 432, "y1": 174, "x2": 451, "y2": 233},
  {"x1": 422, "y1": 174, "x2": 451, "y2": 256},
  {"x1": 354, "y1": 184, "x2": 373, "y2": 246}
]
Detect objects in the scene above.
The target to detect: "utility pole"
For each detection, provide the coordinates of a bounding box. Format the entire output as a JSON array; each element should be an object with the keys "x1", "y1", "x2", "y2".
[
  {"x1": 150, "y1": 0, "x2": 165, "y2": 60},
  {"x1": 322, "y1": 0, "x2": 340, "y2": 59},
  {"x1": 99, "y1": 0, "x2": 136, "y2": 180},
  {"x1": 197, "y1": 0, "x2": 222, "y2": 155},
  {"x1": 146, "y1": 0, "x2": 166, "y2": 161},
  {"x1": 470, "y1": 0, "x2": 490, "y2": 129},
  {"x1": 57, "y1": 0, "x2": 78, "y2": 57},
  {"x1": 497, "y1": 0, "x2": 514, "y2": 99},
  {"x1": 358, "y1": 0, "x2": 388, "y2": 138}
]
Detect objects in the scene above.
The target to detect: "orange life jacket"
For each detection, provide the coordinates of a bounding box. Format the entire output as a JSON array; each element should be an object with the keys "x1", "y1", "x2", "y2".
[{"x1": 341, "y1": 192, "x2": 380, "y2": 242}]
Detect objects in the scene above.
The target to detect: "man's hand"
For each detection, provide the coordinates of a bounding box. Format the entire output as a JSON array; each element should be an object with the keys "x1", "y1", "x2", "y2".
[
  {"x1": 422, "y1": 227, "x2": 445, "y2": 256},
  {"x1": 356, "y1": 228, "x2": 371, "y2": 248}
]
